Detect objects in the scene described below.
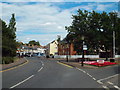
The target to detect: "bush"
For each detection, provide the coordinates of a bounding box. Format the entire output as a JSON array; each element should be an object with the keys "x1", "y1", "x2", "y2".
[{"x1": 2, "y1": 57, "x2": 14, "y2": 64}]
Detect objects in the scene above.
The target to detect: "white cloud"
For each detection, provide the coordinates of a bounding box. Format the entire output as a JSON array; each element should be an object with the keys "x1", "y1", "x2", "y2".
[
  {"x1": 1, "y1": 2, "x2": 117, "y2": 45},
  {"x1": 1, "y1": 2, "x2": 72, "y2": 45}
]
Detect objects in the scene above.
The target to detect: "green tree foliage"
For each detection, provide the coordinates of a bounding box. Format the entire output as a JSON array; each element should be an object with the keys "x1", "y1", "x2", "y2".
[
  {"x1": 28, "y1": 40, "x2": 40, "y2": 46},
  {"x1": 2, "y1": 13, "x2": 17, "y2": 64},
  {"x1": 65, "y1": 9, "x2": 120, "y2": 55}
]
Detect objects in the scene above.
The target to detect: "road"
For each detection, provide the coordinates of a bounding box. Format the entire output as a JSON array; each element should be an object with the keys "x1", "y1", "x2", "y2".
[{"x1": 2, "y1": 57, "x2": 119, "y2": 89}]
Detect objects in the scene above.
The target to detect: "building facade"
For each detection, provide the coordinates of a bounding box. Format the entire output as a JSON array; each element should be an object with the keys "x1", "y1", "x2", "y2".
[
  {"x1": 16, "y1": 44, "x2": 46, "y2": 56},
  {"x1": 45, "y1": 40, "x2": 58, "y2": 56},
  {"x1": 58, "y1": 43, "x2": 76, "y2": 55}
]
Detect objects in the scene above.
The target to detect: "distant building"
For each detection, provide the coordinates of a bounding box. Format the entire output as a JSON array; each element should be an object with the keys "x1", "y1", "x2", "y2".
[
  {"x1": 58, "y1": 42, "x2": 76, "y2": 55},
  {"x1": 45, "y1": 40, "x2": 58, "y2": 56},
  {"x1": 16, "y1": 44, "x2": 46, "y2": 56}
]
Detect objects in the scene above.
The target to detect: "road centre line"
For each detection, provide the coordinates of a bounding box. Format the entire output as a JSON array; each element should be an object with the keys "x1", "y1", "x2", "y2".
[{"x1": 10, "y1": 75, "x2": 34, "y2": 89}]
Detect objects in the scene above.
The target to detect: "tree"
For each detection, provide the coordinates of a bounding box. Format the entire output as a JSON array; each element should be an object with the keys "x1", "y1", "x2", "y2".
[
  {"x1": 28, "y1": 40, "x2": 40, "y2": 46},
  {"x1": 65, "y1": 9, "x2": 120, "y2": 57},
  {"x1": 2, "y1": 13, "x2": 17, "y2": 64}
]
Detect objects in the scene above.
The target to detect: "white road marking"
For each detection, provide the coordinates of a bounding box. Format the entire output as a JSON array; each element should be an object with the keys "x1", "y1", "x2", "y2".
[
  {"x1": 41, "y1": 61, "x2": 44, "y2": 66},
  {"x1": 97, "y1": 81, "x2": 103, "y2": 84},
  {"x1": 38, "y1": 67, "x2": 43, "y2": 72},
  {"x1": 76, "y1": 68, "x2": 119, "y2": 90},
  {"x1": 93, "y1": 78, "x2": 96, "y2": 80},
  {"x1": 102, "y1": 85, "x2": 109, "y2": 90},
  {"x1": 76, "y1": 68, "x2": 97, "y2": 81},
  {"x1": 114, "y1": 86, "x2": 120, "y2": 90},
  {"x1": 86, "y1": 73, "x2": 93, "y2": 77},
  {"x1": 76, "y1": 68, "x2": 86, "y2": 73},
  {"x1": 107, "y1": 81, "x2": 114, "y2": 85},
  {"x1": 107, "y1": 81, "x2": 120, "y2": 90},
  {"x1": 10, "y1": 75, "x2": 34, "y2": 89},
  {"x1": 97, "y1": 74, "x2": 119, "y2": 82}
]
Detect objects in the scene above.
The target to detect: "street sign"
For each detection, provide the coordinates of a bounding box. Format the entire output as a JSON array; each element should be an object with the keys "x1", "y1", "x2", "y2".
[{"x1": 83, "y1": 45, "x2": 87, "y2": 50}]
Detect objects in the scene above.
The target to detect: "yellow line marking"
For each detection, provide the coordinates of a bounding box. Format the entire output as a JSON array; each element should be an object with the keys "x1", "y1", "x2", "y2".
[
  {"x1": 0, "y1": 59, "x2": 29, "y2": 72},
  {"x1": 57, "y1": 62, "x2": 73, "y2": 68}
]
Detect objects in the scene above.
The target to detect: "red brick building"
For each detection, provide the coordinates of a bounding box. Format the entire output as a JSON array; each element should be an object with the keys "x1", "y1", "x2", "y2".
[{"x1": 58, "y1": 43, "x2": 76, "y2": 55}]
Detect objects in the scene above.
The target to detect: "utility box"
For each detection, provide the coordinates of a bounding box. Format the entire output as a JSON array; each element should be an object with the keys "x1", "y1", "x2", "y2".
[
  {"x1": 110, "y1": 59, "x2": 115, "y2": 62},
  {"x1": 99, "y1": 51, "x2": 111, "y2": 58}
]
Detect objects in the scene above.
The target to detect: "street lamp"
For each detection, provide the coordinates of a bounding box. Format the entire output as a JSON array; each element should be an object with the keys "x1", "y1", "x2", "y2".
[
  {"x1": 113, "y1": 31, "x2": 115, "y2": 59},
  {"x1": 66, "y1": 44, "x2": 69, "y2": 62},
  {"x1": 81, "y1": 36, "x2": 85, "y2": 66}
]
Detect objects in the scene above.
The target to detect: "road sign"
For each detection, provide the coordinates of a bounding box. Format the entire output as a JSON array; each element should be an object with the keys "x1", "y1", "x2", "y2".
[{"x1": 83, "y1": 45, "x2": 87, "y2": 50}]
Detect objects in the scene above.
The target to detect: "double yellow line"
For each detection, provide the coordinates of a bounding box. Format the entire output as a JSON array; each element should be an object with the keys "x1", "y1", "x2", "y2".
[
  {"x1": 57, "y1": 62, "x2": 73, "y2": 68},
  {"x1": 0, "y1": 60, "x2": 29, "y2": 72}
]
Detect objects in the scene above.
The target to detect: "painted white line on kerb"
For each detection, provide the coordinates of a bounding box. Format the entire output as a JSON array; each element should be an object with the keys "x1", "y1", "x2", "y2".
[
  {"x1": 10, "y1": 75, "x2": 34, "y2": 89},
  {"x1": 98, "y1": 74, "x2": 119, "y2": 82},
  {"x1": 38, "y1": 67, "x2": 43, "y2": 72}
]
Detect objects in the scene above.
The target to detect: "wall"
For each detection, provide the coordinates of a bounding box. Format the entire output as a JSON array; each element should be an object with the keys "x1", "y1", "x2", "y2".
[{"x1": 54, "y1": 55, "x2": 120, "y2": 59}]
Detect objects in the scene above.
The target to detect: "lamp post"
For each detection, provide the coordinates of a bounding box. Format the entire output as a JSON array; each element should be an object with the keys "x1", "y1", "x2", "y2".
[
  {"x1": 113, "y1": 31, "x2": 115, "y2": 59},
  {"x1": 81, "y1": 36, "x2": 84, "y2": 67},
  {"x1": 66, "y1": 44, "x2": 69, "y2": 62}
]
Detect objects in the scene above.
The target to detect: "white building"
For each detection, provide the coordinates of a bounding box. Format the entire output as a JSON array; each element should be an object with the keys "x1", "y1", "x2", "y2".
[{"x1": 46, "y1": 40, "x2": 58, "y2": 56}]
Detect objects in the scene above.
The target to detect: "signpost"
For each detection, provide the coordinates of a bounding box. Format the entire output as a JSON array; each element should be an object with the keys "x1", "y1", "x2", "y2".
[{"x1": 81, "y1": 44, "x2": 87, "y2": 67}]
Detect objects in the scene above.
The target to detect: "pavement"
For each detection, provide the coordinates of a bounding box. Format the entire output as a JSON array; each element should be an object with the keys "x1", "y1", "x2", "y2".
[
  {"x1": 59, "y1": 61, "x2": 99, "y2": 69},
  {"x1": 47, "y1": 58, "x2": 119, "y2": 69},
  {"x1": 1, "y1": 57, "x2": 27, "y2": 71}
]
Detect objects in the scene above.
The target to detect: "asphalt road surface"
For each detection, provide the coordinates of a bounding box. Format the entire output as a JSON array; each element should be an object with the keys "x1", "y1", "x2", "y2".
[{"x1": 2, "y1": 57, "x2": 119, "y2": 89}]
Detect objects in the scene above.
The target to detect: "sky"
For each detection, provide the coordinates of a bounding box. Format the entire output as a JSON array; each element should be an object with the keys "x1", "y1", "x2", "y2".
[{"x1": 1, "y1": 1, "x2": 119, "y2": 46}]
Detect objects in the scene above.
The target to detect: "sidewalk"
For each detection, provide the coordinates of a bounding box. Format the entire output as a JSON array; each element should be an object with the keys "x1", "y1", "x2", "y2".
[
  {"x1": 1, "y1": 58, "x2": 27, "y2": 71},
  {"x1": 47, "y1": 58, "x2": 119, "y2": 69},
  {"x1": 59, "y1": 61, "x2": 98, "y2": 69}
]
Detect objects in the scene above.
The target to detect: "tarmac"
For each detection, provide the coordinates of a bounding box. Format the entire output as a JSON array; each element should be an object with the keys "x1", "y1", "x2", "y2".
[{"x1": 0, "y1": 57, "x2": 119, "y2": 71}]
